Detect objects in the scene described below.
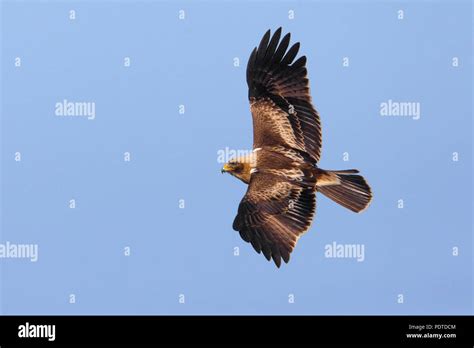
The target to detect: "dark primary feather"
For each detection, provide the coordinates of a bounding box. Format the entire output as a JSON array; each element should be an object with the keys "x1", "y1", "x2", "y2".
[
  {"x1": 246, "y1": 27, "x2": 322, "y2": 162},
  {"x1": 263, "y1": 28, "x2": 281, "y2": 63},
  {"x1": 232, "y1": 169, "x2": 316, "y2": 268}
]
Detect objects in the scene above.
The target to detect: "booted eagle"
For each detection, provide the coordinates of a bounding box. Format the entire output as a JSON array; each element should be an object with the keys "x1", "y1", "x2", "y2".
[{"x1": 222, "y1": 28, "x2": 372, "y2": 267}]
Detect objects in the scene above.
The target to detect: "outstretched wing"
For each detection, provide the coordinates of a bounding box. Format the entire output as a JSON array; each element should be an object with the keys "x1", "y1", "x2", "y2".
[
  {"x1": 247, "y1": 27, "x2": 322, "y2": 162},
  {"x1": 232, "y1": 172, "x2": 316, "y2": 267}
]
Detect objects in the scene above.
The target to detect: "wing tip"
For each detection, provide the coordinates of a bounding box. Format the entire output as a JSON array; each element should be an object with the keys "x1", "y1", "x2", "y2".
[{"x1": 272, "y1": 256, "x2": 282, "y2": 268}]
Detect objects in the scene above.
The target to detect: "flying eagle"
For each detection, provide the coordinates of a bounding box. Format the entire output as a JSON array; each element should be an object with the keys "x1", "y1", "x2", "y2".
[{"x1": 222, "y1": 28, "x2": 372, "y2": 267}]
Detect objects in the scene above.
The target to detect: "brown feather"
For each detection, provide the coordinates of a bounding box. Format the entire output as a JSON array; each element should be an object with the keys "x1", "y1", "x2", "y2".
[
  {"x1": 246, "y1": 28, "x2": 322, "y2": 162},
  {"x1": 232, "y1": 149, "x2": 317, "y2": 267}
]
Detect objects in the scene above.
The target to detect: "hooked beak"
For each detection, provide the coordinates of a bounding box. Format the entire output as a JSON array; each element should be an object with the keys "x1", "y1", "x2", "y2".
[{"x1": 221, "y1": 163, "x2": 231, "y2": 174}]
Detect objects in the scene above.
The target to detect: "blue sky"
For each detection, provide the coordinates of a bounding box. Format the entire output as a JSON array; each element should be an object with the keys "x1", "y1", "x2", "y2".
[{"x1": 0, "y1": 0, "x2": 472, "y2": 314}]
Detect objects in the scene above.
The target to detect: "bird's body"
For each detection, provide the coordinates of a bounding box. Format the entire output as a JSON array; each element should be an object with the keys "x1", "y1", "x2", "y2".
[{"x1": 222, "y1": 28, "x2": 373, "y2": 267}]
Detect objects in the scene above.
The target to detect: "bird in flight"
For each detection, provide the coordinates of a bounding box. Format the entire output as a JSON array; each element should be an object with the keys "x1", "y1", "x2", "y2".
[{"x1": 222, "y1": 28, "x2": 372, "y2": 267}]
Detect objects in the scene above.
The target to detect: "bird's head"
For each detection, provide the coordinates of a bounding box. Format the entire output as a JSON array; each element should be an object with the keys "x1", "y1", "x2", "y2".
[
  {"x1": 221, "y1": 160, "x2": 244, "y2": 175},
  {"x1": 221, "y1": 159, "x2": 251, "y2": 184}
]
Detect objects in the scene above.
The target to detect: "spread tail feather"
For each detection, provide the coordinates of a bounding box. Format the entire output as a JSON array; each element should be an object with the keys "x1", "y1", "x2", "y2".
[{"x1": 316, "y1": 169, "x2": 372, "y2": 213}]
